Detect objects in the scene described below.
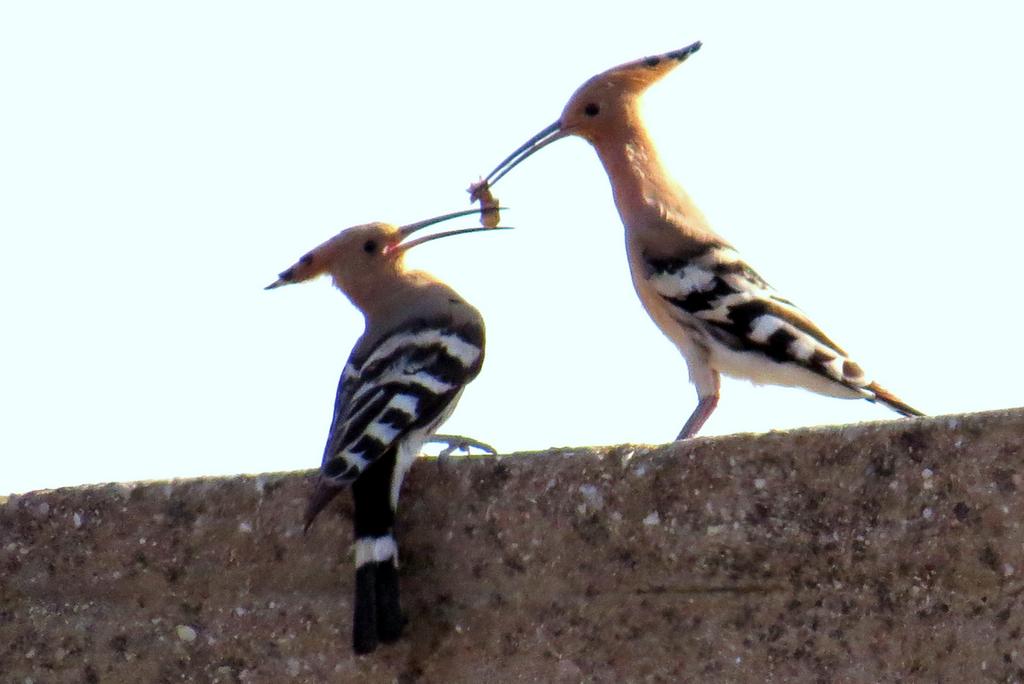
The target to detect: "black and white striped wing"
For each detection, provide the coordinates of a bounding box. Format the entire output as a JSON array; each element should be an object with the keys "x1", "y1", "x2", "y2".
[
  {"x1": 319, "y1": 323, "x2": 485, "y2": 485},
  {"x1": 647, "y1": 245, "x2": 872, "y2": 394}
]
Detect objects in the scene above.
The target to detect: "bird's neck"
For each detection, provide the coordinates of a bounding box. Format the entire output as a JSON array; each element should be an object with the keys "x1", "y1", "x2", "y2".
[
  {"x1": 337, "y1": 266, "x2": 410, "y2": 319},
  {"x1": 590, "y1": 120, "x2": 712, "y2": 241},
  {"x1": 354, "y1": 272, "x2": 459, "y2": 332}
]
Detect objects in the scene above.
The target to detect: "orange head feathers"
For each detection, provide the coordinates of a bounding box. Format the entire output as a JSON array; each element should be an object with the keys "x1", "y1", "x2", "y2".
[
  {"x1": 483, "y1": 41, "x2": 701, "y2": 185},
  {"x1": 265, "y1": 208, "x2": 510, "y2": 310}
]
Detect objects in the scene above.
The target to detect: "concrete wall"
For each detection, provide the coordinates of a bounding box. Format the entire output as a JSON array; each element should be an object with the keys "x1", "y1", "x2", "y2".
[{"x1": 3, "y1": 408, "x2": 1023, "y2": 683}]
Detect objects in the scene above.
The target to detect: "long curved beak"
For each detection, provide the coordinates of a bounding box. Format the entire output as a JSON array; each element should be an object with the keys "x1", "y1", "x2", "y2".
[
  {"x1": 483, "y1": 120, "x2": 567, "y2": 188},
  {"x1": 264, "y1": 209, "x2": 510, "y2": 290},
  {"x1": 395, "y1": 208, "x2": 485, "y2": 238},
  {"x1": 390, "y1": 208, "x2": 512, "y2": 254},
  {"x1": 393, "y1": 225, "x2": 513, "y2": 254},
  {"x1": 482, "y1": 40, "x2": 702, "y2": 189}
]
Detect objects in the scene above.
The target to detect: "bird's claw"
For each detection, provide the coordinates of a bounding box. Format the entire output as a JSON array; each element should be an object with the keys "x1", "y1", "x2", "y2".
[{"x1": 427, "y1": 434, "x2": 498, "y2": 460}]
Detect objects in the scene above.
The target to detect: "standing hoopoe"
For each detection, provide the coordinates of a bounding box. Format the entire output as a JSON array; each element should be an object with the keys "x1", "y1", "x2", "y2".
[
  {"x1": 266, "y1": 208, "x2": 506, "y2": 654},
  {"x1": 476, "y1": 42, "x2": 921, "y2": 439}
]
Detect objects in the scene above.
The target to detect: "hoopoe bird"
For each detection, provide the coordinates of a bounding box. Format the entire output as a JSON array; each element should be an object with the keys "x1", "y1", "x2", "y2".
[
  {"x1": 477, "y1": 42, "x2": 922, "y2": 439},
  {"x1": 266, "y1": 208, "x2": 506, "y2": 654}
]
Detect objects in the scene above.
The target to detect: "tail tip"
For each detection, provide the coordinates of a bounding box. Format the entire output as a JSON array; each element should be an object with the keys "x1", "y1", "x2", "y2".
[{"x1": 869, "y1": 383, "x2": 924, "y2": 418}]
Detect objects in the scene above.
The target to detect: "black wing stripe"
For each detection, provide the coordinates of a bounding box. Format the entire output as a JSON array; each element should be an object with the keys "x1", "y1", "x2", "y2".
[
  {"x1": 320, "y1": 323, "x2": 483, "y2": 486},
  {"x1": 359, "y1": 327, "x2": 482, "y2": 375},
  {"x1": 338, "y1": 390, "x2": 393, "y2": 454},
  {"x1": 664, "y1": 277, "x2": 735, "y2": 314},
  {"x1": 647, "y1": 246, "x2": 865, "y2": 387}
]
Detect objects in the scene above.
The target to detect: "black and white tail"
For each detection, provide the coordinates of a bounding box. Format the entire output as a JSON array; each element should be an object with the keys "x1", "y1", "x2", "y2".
[
  {"x1": 350, "y1": 451, "x2": 404, "y2": 654},
  {"x1": 304, "y1": 320, "x2": 485, "y2": 654}
]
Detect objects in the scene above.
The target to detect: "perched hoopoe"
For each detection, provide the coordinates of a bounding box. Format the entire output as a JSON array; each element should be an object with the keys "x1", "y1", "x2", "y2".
[
  {"x1": 477, "y1": 42, "x2": 922, "y2": 439},
  {"x1": 266, "y1": 208, "x2": 506, "y2": 654}
]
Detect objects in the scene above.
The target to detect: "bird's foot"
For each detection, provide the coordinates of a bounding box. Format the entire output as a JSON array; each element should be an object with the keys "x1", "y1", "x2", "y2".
[{"x1": 427, "y1": 434, "x2": 498, "y2": 461}]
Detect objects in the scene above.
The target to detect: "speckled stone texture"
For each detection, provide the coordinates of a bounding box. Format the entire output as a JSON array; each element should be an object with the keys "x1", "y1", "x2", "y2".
[{"x1": 2, "y1": 409, "x2": 1023, "y2": 683}]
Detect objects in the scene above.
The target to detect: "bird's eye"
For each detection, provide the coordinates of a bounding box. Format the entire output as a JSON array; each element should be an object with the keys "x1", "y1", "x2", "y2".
[
  {"x1": 363, "y1": 240, "x2": 378, "y2": 254},
  {"x1": 584, "y1": 103, "x2": 600, "y2": 117}
]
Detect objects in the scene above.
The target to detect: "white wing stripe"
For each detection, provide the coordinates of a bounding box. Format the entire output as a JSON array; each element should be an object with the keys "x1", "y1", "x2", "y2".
[
  {"x1": 788, "y1": 335, "x2": 817, "y2": 362},
  {"x1": 651, "y1": 266, "x2": 716, "y2": 298},
  {"x1": 388, "y1": 393, "x2": 419, "y2": 418},
  {"x1": 363, "y1": 328, "x2": 480, "y2": 370},
  {"x1": 747, "y1": 315, "x2": 784, "y2": 344},
  {"x1": 364, "y1": 421, "x2": 401, "y2": 445},
  {"x1": 347, "y1": 365, "x2": 457, "y2": 408},
  {"x1": 362, "y1": 330, "x2": 437, "y2": 368},
  {"x1": 337, "y1": 451, "x2": 370, "y2": 471},
  {"x1": 403, "y1": 370, "x2": 454, "y2": 394},
  {"x1": 437, "y1": 332, "x2": 481, "y2": 367}
]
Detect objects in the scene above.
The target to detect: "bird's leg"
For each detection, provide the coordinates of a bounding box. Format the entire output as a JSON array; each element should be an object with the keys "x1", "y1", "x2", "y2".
[
  {"x1": 427, "y1": 434, "x2": 498, "y2": 460},
  {"x1": 676, "y1": 369, "x2": 720, "y2": 440},
  {"x1": 676, "y1": 394, "x2": 719, "y2": 440}
]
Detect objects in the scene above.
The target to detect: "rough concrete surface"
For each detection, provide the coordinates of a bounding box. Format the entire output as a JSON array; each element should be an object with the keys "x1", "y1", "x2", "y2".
[{"x1": 2, "y1": 408, "x2": 1024, "y2": 683}]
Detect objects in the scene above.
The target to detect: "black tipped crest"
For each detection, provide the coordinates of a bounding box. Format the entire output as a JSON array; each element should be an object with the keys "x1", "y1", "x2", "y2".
[{"x1": 666, "y1": 41, "x2": 702, "y2": 62}]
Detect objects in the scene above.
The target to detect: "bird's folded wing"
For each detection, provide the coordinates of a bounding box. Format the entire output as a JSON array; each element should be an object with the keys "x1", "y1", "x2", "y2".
[
  {"x1": 319, "y1": 323, "x2": 484, "y2": 485},
  {"x1": 647, "y1": 245, "x2": 870, "y2": 390}
]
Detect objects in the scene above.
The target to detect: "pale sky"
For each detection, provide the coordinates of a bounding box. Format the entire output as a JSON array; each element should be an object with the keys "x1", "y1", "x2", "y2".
[{"x1": 2, "y1": 2, "x2": 1022, "y2": 495}]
